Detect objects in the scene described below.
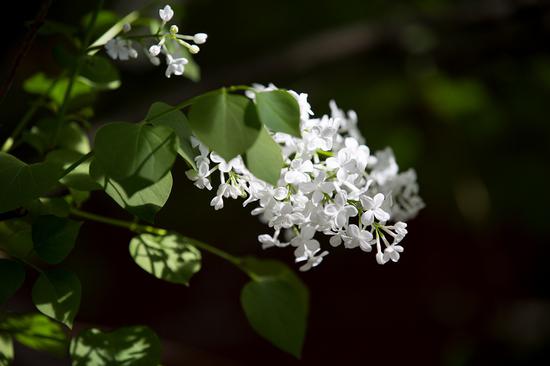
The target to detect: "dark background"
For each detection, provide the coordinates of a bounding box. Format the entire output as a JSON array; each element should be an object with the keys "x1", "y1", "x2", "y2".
[{"x1": 2, "y1": 0, "x2": 550, "y2": 365}]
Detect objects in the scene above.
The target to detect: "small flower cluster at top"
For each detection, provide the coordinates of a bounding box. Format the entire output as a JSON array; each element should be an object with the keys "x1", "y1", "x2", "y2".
[
  {"x1": 104, "y1": 5, "x2": 207, "y2": 78},
  {"x1": 185, "y1": 84, "x2": 425, "y2": 271}
]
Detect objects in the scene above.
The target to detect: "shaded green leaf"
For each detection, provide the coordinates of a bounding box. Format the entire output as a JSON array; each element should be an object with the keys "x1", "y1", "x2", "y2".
[
  {"x1": 0, "y1": 153, "x2": 62, "y2": 213},
  {"x1": 90, "y1": 161, "x2": 172, "y2": 223},
  {"x1": 129, "y1": 233, "x2": 201, "y2": 285},
  {"x1": 32, "y1": 269, "x2": 81, "y2": 328},
  {"x1": 23, "y1": 197, "x2": 71, "y2": 218},
  {"x1": 24, "y1": 119, "x2": 90, "y2": 155},
  {"x1": 147, "y1": 102, "x2": 197, "y2": 169},
  {"x1": 0, "y1": 333, "x2": 13, "y2": 366},
  {"x1": 244, "y1": 127, "x2": 283, "y2": 185},
  {"x1": 0, "y1": 259, "x2": 26, "y2": 304},
  {"x1": 188, "y1": 90, "x2": 262, "y2": 161},
  {"x1": 23, "y1": 73, "x2": 94, "y2": 108},
  {"x1": 255, "y1": 90, "x2": 301, "y2": 137},
  {"x1": 70, "y1": 326, "x2": 161, "y2": 366},
  {"x1": 0, "y1": 313, "x2": 68, "y2": 357},
  {"x1": 94, "y1": 122, "x2": 178, "y2": 195},
  {"x1": 46, "y1": 150, "x2": 100, "y2": 191},
  {"x1": 240, "y1": 257, "x2": 309, "y2": 358},
  {"x1": 80, "y1": 55, "x2": 120, "y2": 89},
  {"x1": 32, "y1": 215, "x2": 81, "y2": 264},
  {"x1": 0, "y1": 220, "x2": 33, "y2": 259}
]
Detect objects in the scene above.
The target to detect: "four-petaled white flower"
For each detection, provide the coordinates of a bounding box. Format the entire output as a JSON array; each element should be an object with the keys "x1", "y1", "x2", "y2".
[
  {"x1": 361, "y1": 193, "x2": 390, "y2": 225},
  {"x1": 105, "y1": 38, "x2": 137, "y2": 60},
  {"x1": 324, "y1": 191, "x2": 358, "y2": 228},
  {"x1": 165, "y1": 54, "x2": 188, "y2": 78},
  {"x1": 344, "y1": 224, "x2": 373, "y2": 251},
  {"x1": 383, "y1": 244, "x2": 404, "y2": 263}
]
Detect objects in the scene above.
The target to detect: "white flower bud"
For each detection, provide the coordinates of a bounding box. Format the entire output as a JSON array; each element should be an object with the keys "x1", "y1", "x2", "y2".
[
  {"x1": 193, "y1": 33, "x2": 208, "y2": 44},
  {"x1": 122, "y1": 23, "x2": 131, "y2": 33},
  {"x1": 189, "y1": 45, "x2": 200, "y2": 54},
  {"x1": 159, "y1": 5, "x2": 174, "y2": 22},
  {"x1": 149, "y1": 44, "x2": 161, "y2": 56},
  {"x1": 170, "y1": 25, "x2": 179, "y2": 35}
]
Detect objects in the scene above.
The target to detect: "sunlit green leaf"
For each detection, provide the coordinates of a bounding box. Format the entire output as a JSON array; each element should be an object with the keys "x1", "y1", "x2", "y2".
[
  {"x1": 0, "y1": 333, "x2": 13, "y2": 366},
  {"x1": 23, "y1": 119, "x2": 90, "y2": 154},
  {"x1": 255, "y1": 90, "x2": 301, "y2": 137},
  {"x1": 90, "y1": 161, "x2": 172, "y2": 223},
  {"x1": 32, "y1": 215, "x2": 81, "y2": 264},
  {"x1": 244, "y1": 127, "x2": 283, "y2": 185},
  {"x1": 240, "y1": 257, "x2": 309, "y2": 358},
  {"x1": 129, "y1": 233, "x2": 201, "y2": 285},
  {"x1": 147, "y1": 102, "x2": 197, "y2": 169},
  {"x1": 0, "y1": 153, "x2": 62, "y2": 214},
  {"x1": 188, "y1": 90, "x2": 262, "y2": 161},
  {"x1": 23, "y1": 73, "x2": 94, "y2": 108},
  {"x1": 32, "y1": 269, "x2": 81, "y2": 328},
  {"x1": 0, "y1": 259, "x2": 26, "y2": 304},
  {"x1": 0, "y1": 313, "x2": 68, "y2": 357},
  {"x1": 70, "y1": 326, "x2": 161, "y2": 366},
  {"x1": 94, "y1": 122, "x2": 178, "y2": 196}
]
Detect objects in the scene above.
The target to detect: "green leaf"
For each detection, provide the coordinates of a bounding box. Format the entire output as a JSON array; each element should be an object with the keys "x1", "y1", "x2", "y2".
[
  {"x1": 0, "y1": 313, "x2": 68, "y2": 357},
  {"x1": 188, "y1": 90, "x2": 262, "y2": 161},
  {"x1": 0, "y1": 333, "x2": 13, "y2": 366},
  {"x1": 70, "y1": 326, "x2": 161, "y2": 366},
  {"x1": 23, "y1": 197, "x2": 71, "y2": 218},
  {"x1": 0, "y1": 220, "x2": 33, "y2": 259},
  {"x1": 90, "y1": 161, "x2": 172, "y2": 223},
  {"x1": 79, "y1": 55, "x2": 120, "y2": 89},
  {"x1": 46, "y1": 150, "x2": 100, "y2": 191},
  {"x1": 240, "y1": 257, "x2": 309, "y2": 358},
  {"x1": 244, "y1": 127, "x2": 283, "y2": 185},
  {"x1": 0, "y1": 259, "x2": 26, "y2": 304},
  {"x1": 129, "y1": 233, "x2": 201, "y2": 286},
  {"x1": 255, "y1": 90, "x2": 301, "y2": 137},
  {"x1": 32, "y1": 215, "x2": 81, "y2": 264},
  {"x1": 147, "y1": 102, "x2": 197, "y2": 169},
  {"x1": 94, "y1": 122, "x2": 178, "y2": 195},
  {"x1": 23, "y1": 73, "x2": 94, "y2": 108},
  {"x1": 0, "y1": 153, "x2": 62, "y2": 213},
  {"x1": 32, "y1": 269, "x2": 81, "y2": 328}
]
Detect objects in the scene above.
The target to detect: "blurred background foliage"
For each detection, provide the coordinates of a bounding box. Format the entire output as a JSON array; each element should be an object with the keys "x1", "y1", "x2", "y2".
[{"x1": 2, "y1": 0, "x2": 550, "y2": 365}]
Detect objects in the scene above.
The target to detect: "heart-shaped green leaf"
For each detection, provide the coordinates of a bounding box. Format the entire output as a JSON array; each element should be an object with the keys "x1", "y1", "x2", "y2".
[
  {"x1": 46, "y1": 150, "x2": 100, "y2": 191},
  {"x1": 0, "y1": 259, "x2": 26, "y2": 304},
  {"x1": 70, "y1": 326, "x2": 161, "y2": 366},
  {"x1": 0, "y1": 153, "x2": 63, "y2": 213},
  {"x1": 188, "y1": 90, "x2": 262, "y2": 161},
  {"x1": 94, "y1": 122, "x2": 178, "y2": 195},
  {"x1": 240, "y1": 257, "x2": 309, "y2": 358},
  {"x1": 129, "y1": 233, "x2": 201, "y2": 285},
  {"x1": 32, "y1": 215, "x2": 82, "y2": 264},
  {"x1": 80, "y1": 55, "x2": 120, "y2": 89},
  {"x1": 0, "y1": 220, "x2": 33, "y2": 259},
  {"x1": 255, "y1": 90, "x2": 301, "y2": 137},
  {"x1": 32, "y1": 269, "x2": 81, "y2": 328}
]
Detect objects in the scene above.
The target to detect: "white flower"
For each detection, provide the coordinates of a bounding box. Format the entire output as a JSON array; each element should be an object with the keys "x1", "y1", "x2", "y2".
[
  {"x1": 383, "y1": 244, "x2": 404, "y2": 263},
  {"x1": 185, "y1": 162, "x2": 212, "y2": 190},
  {"x1": 165, "y1": 54, "x2": 188, "y2": 78},
  {"x1": 284, "y1": 158, "x2": 313, "y2": 185},
  {"x1": 159, "y1": 5, "x2": 174, "y2": 22},
  {"x1": 300, "y1": 171, "x2": 334, "y2": 204},
  {"x1": 344, "y1": 224, "x2": 373, "y2": 251},
  {"x1": 123, "y1": 23, "x2": 131, "y2": 33},
  {"x1": 149, "y1": 45, "x2": 161, "y2": 56},
  {"x1": 105, "y1": 38, "x2": 137, "y2": 60},
  {"x1": 324, "y1": 191, "x2": 358, "y2": 228},
  {"x1": 258, "y1": 230, "x2": 288, "y2": 249},
  {"x1": 189, "y1": 45, "x2": 200, "y2": 54},
  {"x1": 193, "y1": 33, "x2": 208, "y2": 44},
  {"x1": 360, "y1": 193, "x2": 390, "y2": 225},
  {"x1": 296, "y1": 247, "x2": 328, "y2": 272}
]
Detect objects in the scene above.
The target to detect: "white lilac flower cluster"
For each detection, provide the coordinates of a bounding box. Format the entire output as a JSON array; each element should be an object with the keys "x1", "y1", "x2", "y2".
[
  {"x1": 104, "y1": 5, "x2": 207, "y2": 78},
  {"x1": 186, "y1": 87, "x2": 424, "y2": 271}
]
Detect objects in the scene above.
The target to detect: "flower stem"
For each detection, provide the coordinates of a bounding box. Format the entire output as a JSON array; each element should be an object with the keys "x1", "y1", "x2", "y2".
[
  {"x1": 53, "y1": 0, "x2": 104, "y2": 146},
  {"x1": 68, "y1": 208, "x2": 243, "y2": 269},
  {"x1": 60, "y1": 152, "x2": 94, "y2": 178}
]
